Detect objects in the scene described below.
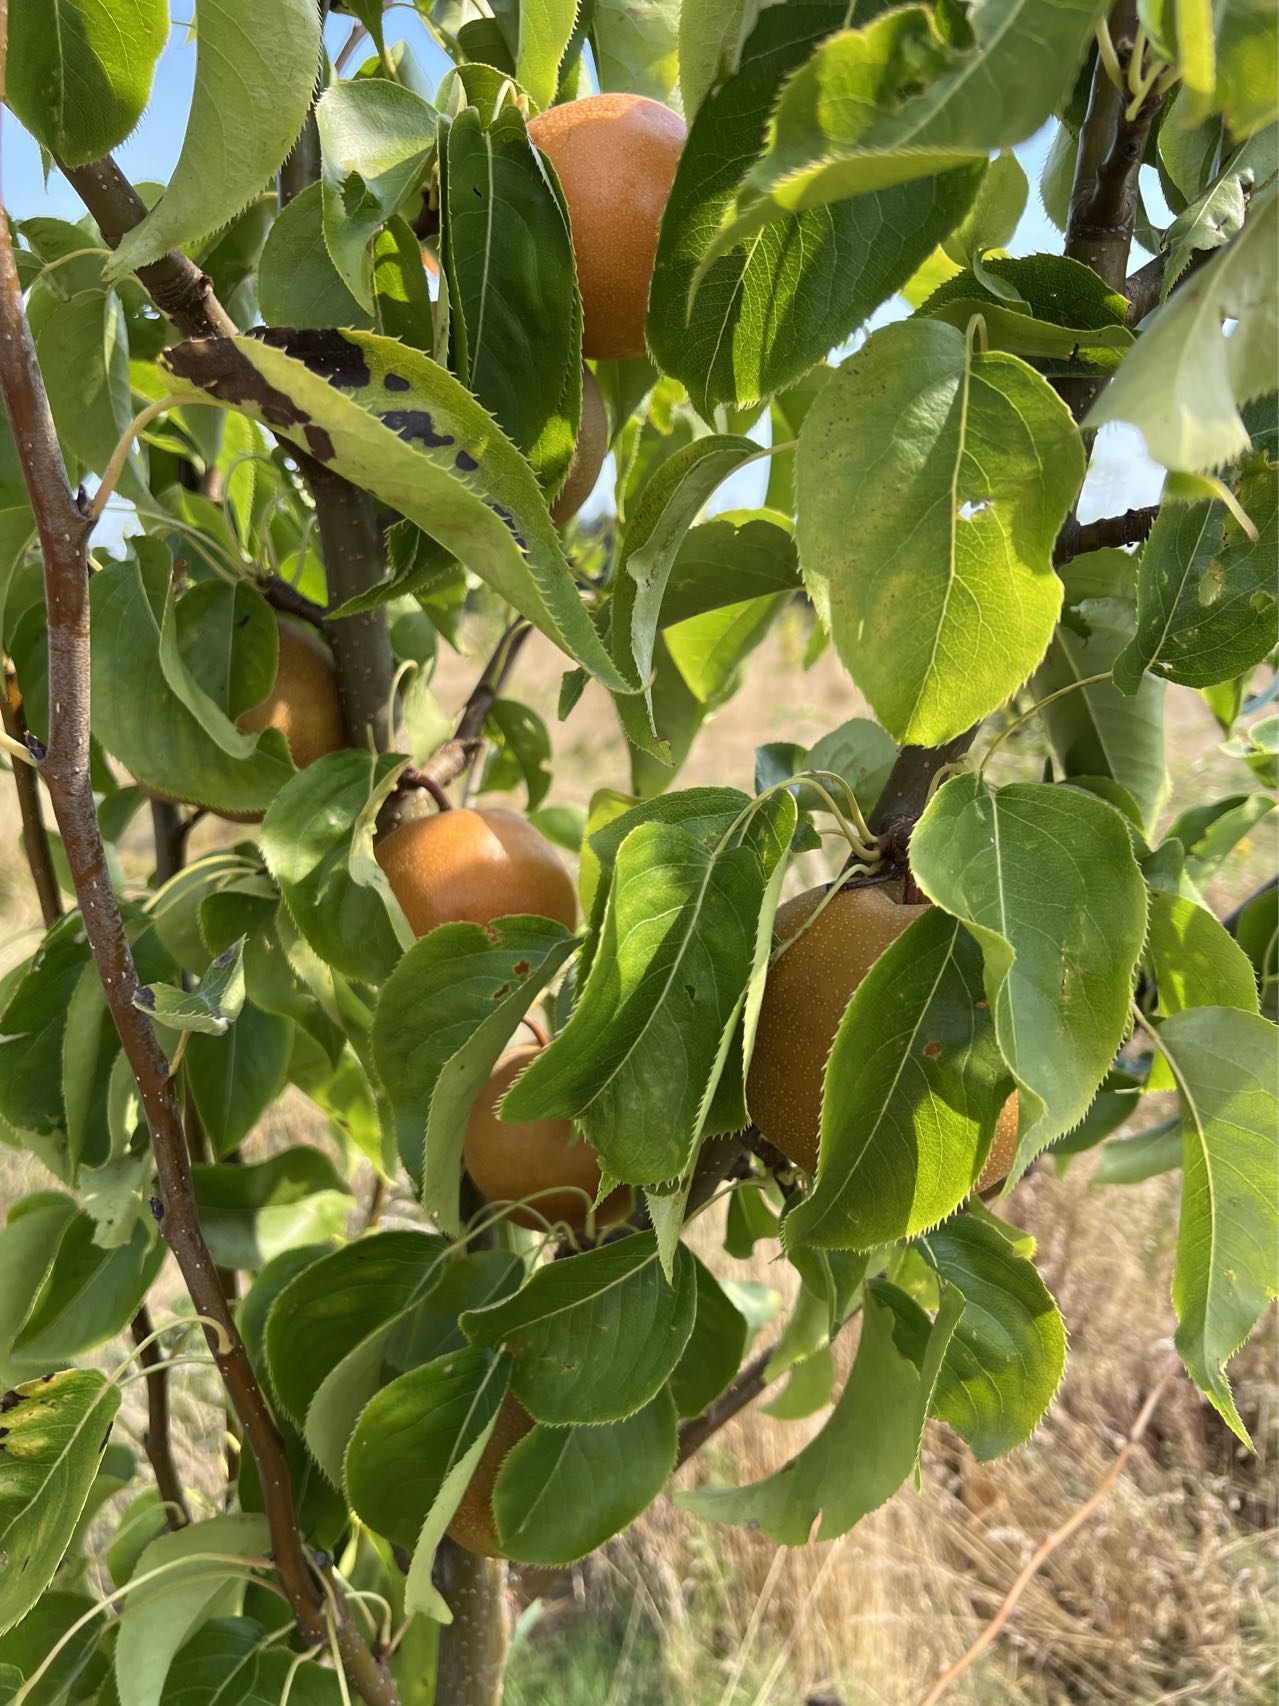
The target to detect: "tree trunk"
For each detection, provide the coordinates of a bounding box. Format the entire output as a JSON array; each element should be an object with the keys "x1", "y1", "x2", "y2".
[{"x1": 435, "y1": 1544, "x2": 511, "y2": 1706}]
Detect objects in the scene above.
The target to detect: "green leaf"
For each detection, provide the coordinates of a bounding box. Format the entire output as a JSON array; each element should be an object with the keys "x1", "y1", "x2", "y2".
[
  {"x1": 1214, "y1": 0, "x2": 1278, "y2": 138},
  {"x1": 346, "y1": 1346, "x2": 511, "y2": 1553},
  {"x1": 590, "y1": 0, "x2": 681, "y2": 102},
  {"x1": 138, "y1": 940, "x2": 246, "y2": 1037},
  {"x1": 697, "y1": 0, "x2": 1106, "y2": 269},
  {"x1": 610, "y1": 437, "x2": 758, "y2": 753},
  {"x1": 79, "y1": 1154, "x2": 154, "y2": 1251},
  {"x1": 1156, "y1": 1006, "x2": 1278, "y2": 1442},
  {"x1": 678, "y1": 1284, "x2": 961, "y2": 1542},
  {"x1": 1162, "y1": 125, "x2": 1278, "y2": 295},
  {"x1": 6, "y1": 0, "x2": 166, "y2": 166},
  {"x1": 259, "y1": 751, "x2": 405, "y2": 986},
  {"x1": 648, "y1": 0, "x2": 982, "y2": 417},
  {"x1": 462, "y1": 1232, "x2": 695, "y2": 1423},
  {"x1": 0, "y1": 914, "x2": 91, "y2": 1152},
  {"x1": 1088, "y1": 184, "x2": 1278, "y2": 473},
  {"x1": 678, "y1": 0, "x2": 761, "y2": 117},
  {"x1": 371, "y1": 215, "x2": 436, "y2": 352},
  {"x1": 103, "y1": 0, "x2": 322, "y2": 283},
  {"x1": 513, "y1": 0, "x2": 578, "y2": 110},
  {"x1": 1234, "y1": 882, "x2": 1277, "y2": 1019},
  {"x1": 190, "y1": 1150, "x2": 349, "y2": 1271},
  {"x1": 36, "y1": 288, "x2": 141, "y2": 493},
  {"x1": 1035, "y1": 596, "x2": 1170, "y2": 833},
  {"x1": 501, "y1": 817, "x2": 770, "y2": 1183},
  {"x1": 919, "y1": 252, "x2": 1135, "y2": 372},
  {"x1": 264, "y1": 1228, "x2": 448, "y2": 1430},
  {"x1": 1114, "y1": 462, "x2": 1279, "y2": 691},
  {"x1": 911, "y1": 776, "x2": 1148, "y2": 1159},
  {"x1": 916, "y1": 1213, "x2": 1066, "y2": 1458},
  {"x1": 1093, "y1": 1118, "x2": 1183, "y2": 1184},
  {"x1": 0, "y1": 1592, "x2": 102, "y2": 1705},
  {"x1": 316, "y1": 77, "x2": 438, "y2": 311},
  {"x1": 184, "y1": 1003, "x2": 294, "y2": 1157},
  {"x1": 1147, "y1": 889, "x2": 1261, "y2": 1015},
  {"x1": 89, "y1": 553, "x2": 293, "y2": 819},
  {"x1": 442, "y1": 104, "x2": 579, "y2": 489},
  {"x1": 257, "y1": 182, "x2": 371, "y2": 330},
  {"x1": 370, "y1": 916, "x2": 577, "y2": 1229},
  {"x1": 0, "y1": 1371, "x2": 120, "y2": 1635},
  {"x1": 114, "y1": 1514, "x2": 271, "y2": 1706},
  {"x1": 797, "y1": 320, "x2": 1083, "y2": 745},
  {"x1": 670, "y1": 1254, "x2": 749, "y2": 1417},
  {"x1": 13, "y1": 1215, "x2": 163, "y2": 1363},
  {"x1": 0, "y1": 1195, "x2": 77, "y2": 1384},
  {"x1": 658, "y1": 514, "x2": 800, "y2": 625},
  {"x1": 479, "y1": 699, "x2": 553, "y2": 810},
  {"x1": 941, "y1": 152, "x2": 1028, "y2": 264},
  {"x1": 494, "y1": 1388, "x2": 679, "y2": 1564},
  {"x1": 161, "y1": 1618, "x2": 343, "y2": 1706},
  {"x1": 160, "y1": 331, "x2": 632, "y2": 690},
  {"x1": 307, "y1": 1249, "x2": 520, "y2": 1486},
  {"x1": 784, "y1": 909, "x2": 1012, "y2": 1253}
]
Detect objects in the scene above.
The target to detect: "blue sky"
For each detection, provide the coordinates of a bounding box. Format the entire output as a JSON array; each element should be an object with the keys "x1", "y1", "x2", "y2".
[{"x1": 2, "y1": 12, "x2": 1161, "y2": 522}]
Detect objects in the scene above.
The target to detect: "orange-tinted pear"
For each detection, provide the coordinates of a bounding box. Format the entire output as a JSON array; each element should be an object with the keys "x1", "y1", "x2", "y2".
[
  {"x1": 550, "y1": 367, "x2": 607, "y2": 527},
  {"x1": 374, "y1": 807, "x2": 577, "y2": 937},
  {"x1": 445, "y1": 1391, "x2": 535, "y2": 1558},
  {"x1": 527, "y1": 94, "x2": 685, "y2": 360},
  {"x1": 465, "y1": 1044, "x2": 628, "y2": 1232},
  {"x1": 237, "y1": 617, "x2": 346, "y2": 771}
]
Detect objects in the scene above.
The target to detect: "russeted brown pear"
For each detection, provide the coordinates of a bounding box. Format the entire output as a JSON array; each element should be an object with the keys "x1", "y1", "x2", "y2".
[
  {"x1": 237, "y1": 616, "x2": 346, "y2": 770},
  {"x1": 747, "y1": 882, "x2": 1018, "y2": 1186},
  {"x1": 374, "y1": 807, "x2": 577, "y2": 937},
  {"x1": 445, "y1": 1391, "x2": 534, "y2": 1557},
  {"x1": 464, "y1": 1044, "x2": 628, "y2": 1231},
  {"x1": 527, "y1": 94, "x2": 686, "y2": 360},
  {"x1": 549, "y1": 367, "x2": 607, "y2": 527}
]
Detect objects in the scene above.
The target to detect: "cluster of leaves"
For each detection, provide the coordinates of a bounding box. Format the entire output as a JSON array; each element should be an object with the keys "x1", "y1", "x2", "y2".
[{"x1": 0, "y1": 0, "x2": 1275, "y2": 1698}]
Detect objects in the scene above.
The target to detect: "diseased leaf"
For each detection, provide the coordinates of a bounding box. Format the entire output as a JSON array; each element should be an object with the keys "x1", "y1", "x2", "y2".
[
  {"x1": 462, "y1": 1232, "x2": 695, "y2": 1423},
  {"x1": 160, "y1": 331, "x2": 632, "y2": 689},
  {"x1": 1157, "y1": 1006, "x2": 1278, "y2": 1442},
  {"x1": 0, "y1": 1370, "x2": 121, "y2": 1635},
  {"x1": 911, "y1": 776, "x2": 1148, "y2": 1160},
  {"x1": 104, "y1": 0, "x2": 322, "y2": 282},
  {"x1": 138, "y1": 939, "x2": 246, "y2": 1037},
  {"x1": 797, "y1": 320, "x2": 1083, "y2": 745}
]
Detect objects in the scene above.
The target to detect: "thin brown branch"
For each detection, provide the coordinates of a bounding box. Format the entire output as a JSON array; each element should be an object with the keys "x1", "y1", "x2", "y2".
[
  {"x1": 1065, "y1": 2, "x2": 1166, "y2": 290},
  {"x1": 420, "y1": 621, "x2": 533, "y2": 792},
  {"x1": 676, "y1": 1344, "x2": 778, "y2": 1466},
  {"x1": 1054, "y1": 505, "x2": 1160, "y2": 563},
  {"x1": 0, "y1": 77, "x2": 399, "y2": 1706},
  {"x1": 129, "y1": 1304, "x2": 190, "y2": 1528},
  {"x1": 150, "y1": 798, "x2": 185, "y2": 888},
  {"x1": 914, "y1": 1362, "x2": 1178, "y2": 1706},
  {"x1": 1, "y1": 668, "x2": 62, "y2": 926},
  {"x1": 59, "y1": 155, "x2": 237, "y2": 339},
  {"x1": 258, "y1": 575, "x2": 329, "y2": 630}
]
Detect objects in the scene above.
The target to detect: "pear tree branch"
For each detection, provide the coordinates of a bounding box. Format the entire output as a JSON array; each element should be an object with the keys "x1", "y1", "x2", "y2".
[{"x1": 0, "y1": 54, "x2": 399, "y2": 1706}]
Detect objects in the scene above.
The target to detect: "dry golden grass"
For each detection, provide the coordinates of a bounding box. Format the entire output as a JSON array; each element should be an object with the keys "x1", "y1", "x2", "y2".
[{"x1": 1, "y1": 615, "x2": 1275, "y2": 1704}]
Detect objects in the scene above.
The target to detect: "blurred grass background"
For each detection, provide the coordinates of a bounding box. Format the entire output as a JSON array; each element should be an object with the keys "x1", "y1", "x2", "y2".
[{"x1": 1, "y1": 612, "x2": 1274, "y2": 1704}]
